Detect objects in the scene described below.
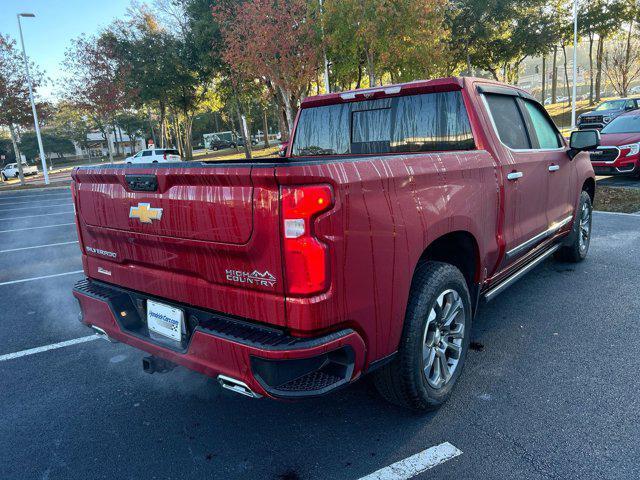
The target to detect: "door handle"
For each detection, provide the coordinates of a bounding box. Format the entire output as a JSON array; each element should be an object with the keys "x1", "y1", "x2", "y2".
[
  {"x1": 507, "y1": 171, "x2": 523, "y2": 181},
  {"x1": 548, "y1": 165, "x2": 560, "y2": 172}
]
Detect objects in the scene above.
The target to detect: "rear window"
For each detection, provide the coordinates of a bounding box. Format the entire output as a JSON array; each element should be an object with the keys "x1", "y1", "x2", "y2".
[{"x1": 292, "y1": 91, "x2": 475, "y2": 156}]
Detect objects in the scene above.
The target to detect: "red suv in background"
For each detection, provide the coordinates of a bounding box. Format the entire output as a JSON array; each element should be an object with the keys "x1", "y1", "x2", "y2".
[{"x1": 590, "y1": 111, "x2": 640, "y2": 177}]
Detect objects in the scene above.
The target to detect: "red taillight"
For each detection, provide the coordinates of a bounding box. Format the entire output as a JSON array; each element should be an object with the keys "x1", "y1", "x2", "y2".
[
  {"x1": 281, "y1": 185, "x2": 333, "y2": 295},
  {"x1": 163, "y1": 152, "x2": 167, "y2": 160}
]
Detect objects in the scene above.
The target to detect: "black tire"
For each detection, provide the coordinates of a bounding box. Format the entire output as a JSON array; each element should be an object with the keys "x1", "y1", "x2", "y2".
[
  {"x1": 213, "y1": 146, "x2": 218, "y2": 151},
  {"x1": 555, "y1": 190, "x2": 592, "y2": 263},
  {"x1": 373, "y1": 261, "x2": 472, "y2": 411},
  {"x1": 1, "y1": 174, "x2": 6, "y2": 181},
  {"x1": 14, "y1": 172, "x2": 19, "y2": 178}
]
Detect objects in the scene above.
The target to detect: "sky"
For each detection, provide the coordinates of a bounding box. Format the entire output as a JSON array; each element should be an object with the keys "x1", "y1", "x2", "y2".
[{"x1": 1, "y1": 0, "x2": 133, "y2": 99}]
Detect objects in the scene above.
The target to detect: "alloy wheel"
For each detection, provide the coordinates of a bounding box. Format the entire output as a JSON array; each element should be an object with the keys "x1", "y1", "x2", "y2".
[
  {"x1": 578, "y1": 200, "x2": 592, "y2": 253},
  {"x1": 422, "y1": 289, "x2": 466, "y2": 389}
]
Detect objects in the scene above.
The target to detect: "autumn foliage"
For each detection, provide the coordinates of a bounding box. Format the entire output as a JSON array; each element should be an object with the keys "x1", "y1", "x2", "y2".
[
  {"x1": 0, "y1": 34, "x2": 38, "y2": 129},
  {"x1": 214, "y1": 0, "x2": 322, "y2": 129}
]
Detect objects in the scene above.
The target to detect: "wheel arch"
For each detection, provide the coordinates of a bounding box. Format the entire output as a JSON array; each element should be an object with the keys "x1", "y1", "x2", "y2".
[
  {"x1": 582, "y1": 177, "x2": 595, "y2": 203},
  {"x1": 416, "y1": 230, "x2": 481, "y2": 314}
]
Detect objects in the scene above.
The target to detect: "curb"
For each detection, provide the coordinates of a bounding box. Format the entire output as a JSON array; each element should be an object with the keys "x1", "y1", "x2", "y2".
[{"x1": 0, "y1": 183, "x2": 71, "y2": 194}]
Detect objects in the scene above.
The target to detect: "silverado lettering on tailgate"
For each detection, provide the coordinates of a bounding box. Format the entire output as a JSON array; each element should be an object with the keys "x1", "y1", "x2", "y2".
[{"x1": 86, "y1": 246, "x2": 117, "y2": 258}]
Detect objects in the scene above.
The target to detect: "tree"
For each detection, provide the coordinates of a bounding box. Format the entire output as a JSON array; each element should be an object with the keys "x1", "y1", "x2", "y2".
[
  {"x1": 323, "y1": 0, "x2": 384, "y2": 87},
  {"x1": 104, "y1": 4, "x2": 218, "y2": 159},
  {"x1": 559, "y1": 11, "x2": 575, "y2": 102},
  {"x1": 0, "y1": 34, "x2": 44, "y2": 184},
  {"x1": 448, "y1": 0, "x2": 557, "y2": 84},
  {"x1": 50, "y1": 102, "x2": 93, "y2": 154},
  {"x1": 105, "y1": 14, "x2": 175, "y2": 149},
  {"x1": 580, "y1": 0, "x2": 628, "y2": 104},
  {"x1": 116, "y1": 111, "x2": 147, "y2": 154},
  {"x1": 593, "y1": 1, "x2": 628, "y2": 102},
  {"x1": 62, "y1": 34, "x2": 128, "y2": 162},
  {"x1": 580, "y1": 0, "x2": 602, "y2": 104},
  {"x1": 215, "y1": 0, "x2": 323, "y2": 132},
  {"x1": 605, "y1": 36, "x2": 640, "y2": 96},
  {"x1": 20, "y1": 131, "x2": 74, "y2": 161},
  {"x1": 0, "y1": 134, "x2": 14, "y2": 164},
  {"x1": 324, "y1": 0, "x2": 450, "y2": 88}
]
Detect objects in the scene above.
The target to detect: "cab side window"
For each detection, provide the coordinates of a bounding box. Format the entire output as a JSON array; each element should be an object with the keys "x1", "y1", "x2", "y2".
[
  {"x1": 484, "y1": 94, "x2": 531, "y2": 149},
  {"x1": 522, "y1": 100, "x2": 562, "y2": 149}
]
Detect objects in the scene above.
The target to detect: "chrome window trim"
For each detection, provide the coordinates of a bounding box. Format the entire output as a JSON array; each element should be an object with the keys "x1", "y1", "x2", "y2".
[
  {"x1": 505, "y1": 214, "x2": 573, "y2": 260},
  {"x1": 480, "y1": 93, "x2": 566, "y2": 154}
]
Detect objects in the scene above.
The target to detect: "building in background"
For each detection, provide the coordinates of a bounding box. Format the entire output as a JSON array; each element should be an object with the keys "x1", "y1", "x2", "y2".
[{"x1": 75, "y1": 128, "x2": 146, "y2": 158}]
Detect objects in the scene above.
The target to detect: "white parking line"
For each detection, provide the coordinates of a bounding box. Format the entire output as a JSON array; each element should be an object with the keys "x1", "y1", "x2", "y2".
[
  {"x1": 0, "y1": 241, "x2": 78, "y2": 253},
  {"x1": 0, "y1": 270, "x2": 84, "y2": 286},
  {"x1": 0, "y1": 335, "x2": 99, "y2": 362},
  {"x1": 0, "y1": 223, "x2": 75, "y2": 234},
  {"x1": 358, "y1": 442, "x2": 462, "y2": 480},
  {"x1": 0, "y1": 211, "x2": 74, "y2": 220},
  {"x1": 0, "y1": 203, "x2": 72, "y2": 213}
]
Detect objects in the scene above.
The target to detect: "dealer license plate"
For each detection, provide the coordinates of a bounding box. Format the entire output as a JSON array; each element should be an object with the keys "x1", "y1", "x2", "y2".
[{"x1": 146, "y1": 299, "x2": 185, "y2": 342}]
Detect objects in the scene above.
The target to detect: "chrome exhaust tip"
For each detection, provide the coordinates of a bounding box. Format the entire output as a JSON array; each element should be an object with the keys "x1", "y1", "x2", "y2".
[
  {"x1": 217, "y1": 374, "x2": 262, "y2": 398},
  {"x1": 90, "y1": 325, "x2": 118, "y2": 343}
]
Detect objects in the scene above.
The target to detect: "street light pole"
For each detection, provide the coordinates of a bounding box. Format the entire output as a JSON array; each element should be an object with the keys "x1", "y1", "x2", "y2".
[
  {"x1": 17, "y1": 13, "x2": 49, "y2": 185},
  {"x1": 319, "y1": 0, "x2": 330, "y2": 94},
  {"x1": 571, "y1": 0, "x2": 578, "y2": 129}
]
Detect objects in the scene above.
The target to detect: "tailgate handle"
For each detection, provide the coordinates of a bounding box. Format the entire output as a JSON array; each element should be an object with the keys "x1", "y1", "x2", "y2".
[{"x1": 125, "y1": 175, "x2": 158, "y2": 192}]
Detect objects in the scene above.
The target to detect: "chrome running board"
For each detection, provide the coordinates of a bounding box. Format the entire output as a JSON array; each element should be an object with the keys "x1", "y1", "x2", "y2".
[{"x1": 483, "y1": 244, "x2": 560, "y2": 302}]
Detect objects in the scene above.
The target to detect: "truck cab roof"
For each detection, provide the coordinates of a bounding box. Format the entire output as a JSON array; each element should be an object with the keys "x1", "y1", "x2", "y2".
[{"x1": 300, "y1": 77, "x2": 533, "y2": 109}]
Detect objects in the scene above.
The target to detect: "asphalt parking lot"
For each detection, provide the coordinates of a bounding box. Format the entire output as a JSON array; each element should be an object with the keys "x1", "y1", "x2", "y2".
[{"x1": 1, "y1": 187, "x2": 639, "y2": 480}]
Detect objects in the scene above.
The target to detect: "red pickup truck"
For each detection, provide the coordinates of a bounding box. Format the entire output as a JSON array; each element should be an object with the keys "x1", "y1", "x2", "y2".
[{"x1": 72, "y1": 77, "x2": 597, "y2": 410}]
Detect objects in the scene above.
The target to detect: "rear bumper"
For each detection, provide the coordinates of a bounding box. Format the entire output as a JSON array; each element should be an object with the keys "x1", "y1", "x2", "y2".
[{"x1": 73, "y1": 279, "x2": 365, "y2": 399}]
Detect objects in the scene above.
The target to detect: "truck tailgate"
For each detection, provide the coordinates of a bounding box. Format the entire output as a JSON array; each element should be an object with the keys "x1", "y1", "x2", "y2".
[
  {"x1": 72, "y1": 164, "x2": 286, "y2": 326},
  {"x1": 77, "y1": 168, "x2": 253, "y2": 244}
]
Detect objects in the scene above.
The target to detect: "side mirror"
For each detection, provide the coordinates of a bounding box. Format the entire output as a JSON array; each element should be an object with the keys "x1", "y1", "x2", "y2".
[{"x1": 568, "y1": 129, "x2": 600, "y2": 159}]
